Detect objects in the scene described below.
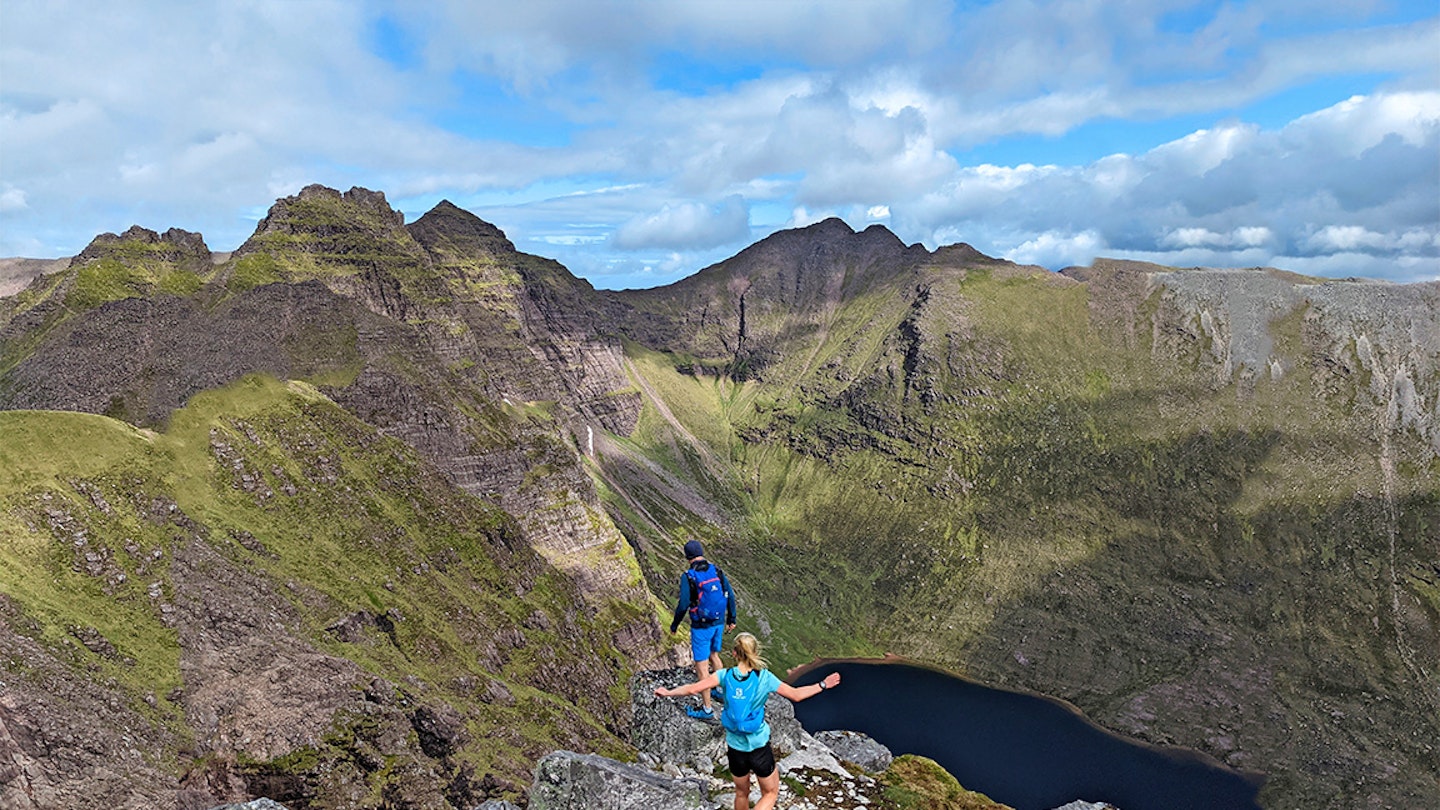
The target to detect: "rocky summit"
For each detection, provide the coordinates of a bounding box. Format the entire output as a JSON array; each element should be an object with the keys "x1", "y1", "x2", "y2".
[
  {"x1": 1, "y1": 186, "x2": 1436, "y2": 810},
  {"x1": 199, "y1": 668, "x2": 1117, "y2": 810}
]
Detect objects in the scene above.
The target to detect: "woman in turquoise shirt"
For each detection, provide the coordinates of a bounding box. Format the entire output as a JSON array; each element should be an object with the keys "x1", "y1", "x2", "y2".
[{"x1": 655, "y1": 632, "x2": 841, "y2": 810}]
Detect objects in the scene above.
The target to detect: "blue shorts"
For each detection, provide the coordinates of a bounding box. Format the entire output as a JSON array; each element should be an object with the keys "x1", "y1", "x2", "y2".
[{"x1": 690, "y1": 623, "x2": 725, "y2": 662}]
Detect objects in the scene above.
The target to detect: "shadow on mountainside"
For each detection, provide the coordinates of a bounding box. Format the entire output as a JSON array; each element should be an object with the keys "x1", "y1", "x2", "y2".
[{"x1": 961, "y1": 485, "x2": 1440, "y2": 810}]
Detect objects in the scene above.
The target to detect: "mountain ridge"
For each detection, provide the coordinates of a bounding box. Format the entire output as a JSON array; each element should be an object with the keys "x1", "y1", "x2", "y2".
[{"x1": 2, "y1": 185, "x2": 1437, "y2": 810}]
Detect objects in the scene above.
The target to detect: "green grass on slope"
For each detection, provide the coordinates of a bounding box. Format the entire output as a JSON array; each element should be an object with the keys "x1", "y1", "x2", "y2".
[
  {"x1": 0, "y1": 411, "x2": 185, "y2": 727},
  {"x1": 0, "y1": 375, "x2": 635, "y2": 795}
]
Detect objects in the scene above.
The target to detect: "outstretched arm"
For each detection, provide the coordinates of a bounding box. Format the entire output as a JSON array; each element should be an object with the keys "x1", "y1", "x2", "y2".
[
  {"x1": 655, "y1": 672, "x2": 721, "y2": 698},
  {"x1": 776, "y1": 672, "x2": 840, "y2": 702}
]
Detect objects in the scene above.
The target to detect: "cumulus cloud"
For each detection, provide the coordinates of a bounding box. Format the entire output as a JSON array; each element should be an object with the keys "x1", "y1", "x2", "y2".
[
  {"x1": 1162, "y1": 226, "x2": 1274, "y2": 249},
  {"x1": 1006, "y1": 230, "x2": 1107, "y2": 269},
  {"x1": 612, "y1": 195, "x2": 751, "y2": 250},
  {"x1": 891, "y1": 89, "x2": 1440, "y2": 280}
]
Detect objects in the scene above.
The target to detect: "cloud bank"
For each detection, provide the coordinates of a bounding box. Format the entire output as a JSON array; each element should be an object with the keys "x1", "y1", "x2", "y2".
[{"x1": 1, "y1": 1, "x2": 1436, "y2": 287}]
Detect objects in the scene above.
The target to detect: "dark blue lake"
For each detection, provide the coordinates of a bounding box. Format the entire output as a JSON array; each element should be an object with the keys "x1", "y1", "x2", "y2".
[{"x1": 789, "y1": 660, "x2": 1264, "y2": 810}]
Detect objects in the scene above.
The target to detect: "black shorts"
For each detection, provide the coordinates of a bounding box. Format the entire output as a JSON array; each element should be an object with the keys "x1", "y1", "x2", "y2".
[{"x1": 726, "y1": 742, "x2": 776, "y2": 778}]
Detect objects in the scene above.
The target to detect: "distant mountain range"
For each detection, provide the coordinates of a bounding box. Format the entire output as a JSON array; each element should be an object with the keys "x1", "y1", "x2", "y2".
[{"x1": 2, "y1": 185, "x2": 1436, "y2": 809}]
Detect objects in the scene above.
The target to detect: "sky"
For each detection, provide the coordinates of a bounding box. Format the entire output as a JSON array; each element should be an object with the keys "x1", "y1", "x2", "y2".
[{"x1": 2, "y1": 1, "x2": 1437, "y2": 289}]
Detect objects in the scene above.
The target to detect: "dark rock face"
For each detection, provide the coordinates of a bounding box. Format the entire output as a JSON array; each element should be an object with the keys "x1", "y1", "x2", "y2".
[{"x1": 1, "y1": 281, "x2": 374, "y2": 424}]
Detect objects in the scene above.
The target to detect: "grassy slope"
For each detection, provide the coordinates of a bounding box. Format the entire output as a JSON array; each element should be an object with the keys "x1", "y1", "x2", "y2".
[{"x1": 0, "y1": 376, "x2": 634, "y2": 802}]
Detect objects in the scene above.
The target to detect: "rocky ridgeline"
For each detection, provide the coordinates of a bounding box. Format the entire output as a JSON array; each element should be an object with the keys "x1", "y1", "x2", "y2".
[{"x1": 202, "y1": 667, "x2": 1117, "y2": 810}]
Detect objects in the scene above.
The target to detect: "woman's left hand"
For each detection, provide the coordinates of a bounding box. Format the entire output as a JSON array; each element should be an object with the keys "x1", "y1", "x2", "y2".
[{"x1": 822, "y1": 672, "x2": 841, "y2": 690}]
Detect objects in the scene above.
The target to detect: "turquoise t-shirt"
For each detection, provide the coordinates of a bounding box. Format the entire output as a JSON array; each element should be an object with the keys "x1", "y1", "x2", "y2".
[{"x1": 716, "y1": 667, "x2": 782, "y2": 751}]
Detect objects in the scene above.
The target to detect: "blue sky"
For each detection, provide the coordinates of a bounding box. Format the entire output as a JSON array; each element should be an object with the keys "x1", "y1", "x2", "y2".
[{"x1": 2, "y1": 1, "x2": 1437, "y2": 288}]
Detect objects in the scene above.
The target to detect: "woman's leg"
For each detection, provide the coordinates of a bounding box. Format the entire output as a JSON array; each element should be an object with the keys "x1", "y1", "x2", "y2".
[
  {"x1": 732, "y1": 774, "x2": 752, "y2": 810},
  {"x1": 753, "y1": 768, "x2": 780, "y2": 810}
]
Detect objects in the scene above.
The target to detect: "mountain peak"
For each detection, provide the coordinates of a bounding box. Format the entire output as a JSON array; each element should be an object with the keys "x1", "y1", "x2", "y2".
[
  {"x1": 234, "y1": 184, "x2": 412, "y2": 262},
  {"x1": 72, "y1": 225, "x2": 211, "y2": 267},
  {"x1": 408, "y1": 200, "x2": 516, "y2": 257}
]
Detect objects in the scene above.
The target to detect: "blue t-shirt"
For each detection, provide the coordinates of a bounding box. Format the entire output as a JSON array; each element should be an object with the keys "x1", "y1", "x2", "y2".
[{"x1": 716, "y1": 667, "x2": 782, "y2": 751}]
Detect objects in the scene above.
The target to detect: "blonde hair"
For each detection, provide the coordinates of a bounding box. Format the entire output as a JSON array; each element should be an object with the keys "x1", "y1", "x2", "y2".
[{"x1": 732, "y1": 632, "x2": 767, "y2": 672}]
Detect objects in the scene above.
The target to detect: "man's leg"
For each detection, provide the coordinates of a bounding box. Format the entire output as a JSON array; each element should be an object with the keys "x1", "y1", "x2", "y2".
[
  {"x1": 706, "y1": 640, "x2": 724, "y2": 708},
  {"x1": 695, "y1": 656, "x2": 713, "y2": 712},
  {"x1": 690, "y1": 624, "x2": 721, "y2": 712}
]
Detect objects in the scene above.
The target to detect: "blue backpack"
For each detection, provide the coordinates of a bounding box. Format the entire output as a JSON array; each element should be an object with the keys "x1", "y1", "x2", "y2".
[
  {"x1": 719, "y1": 669, "x2": 765, "y2": 734},
  {"x1": 686, "y1": 563, "x2": 728, "y2": 624}
]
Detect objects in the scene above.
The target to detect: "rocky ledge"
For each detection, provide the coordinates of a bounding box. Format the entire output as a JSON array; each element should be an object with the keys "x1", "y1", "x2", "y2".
[{"x1": 205, "y1": 667, "x2": 1118, "y2": 810}]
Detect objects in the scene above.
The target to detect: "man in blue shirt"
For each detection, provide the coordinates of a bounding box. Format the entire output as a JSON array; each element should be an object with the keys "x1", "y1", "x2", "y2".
[{"x1": 669, "y1": 540, "x2": 736, "y2": 719}]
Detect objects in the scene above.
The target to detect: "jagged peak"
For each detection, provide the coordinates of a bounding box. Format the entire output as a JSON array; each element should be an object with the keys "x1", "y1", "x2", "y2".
[
  {"x1": 723, "y1": 217, "x2": 911, "y2": 267},
  {"x1": 293, "y1": 183, "x2": 393, "y2": 210},
  {"x1": 236, "y1": 184, "x2": 409, "y2": 257},
  {"x1": 408, "y1": 199, "x2": 516, "y2": 256},
  {"x1": 72, "y1": 225, "x2": 211, "y2": 266}
]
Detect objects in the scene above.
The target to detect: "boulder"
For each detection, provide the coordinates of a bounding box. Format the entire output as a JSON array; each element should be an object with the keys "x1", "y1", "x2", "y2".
[
  {"x1": 527, "y1": 751, "x2": 708, "y2": 810},
  {"x1": 813, "y1": 730, "x2": 893, "y2": 772},
  {"x1": 629, "y1": 667, "x2": 727, "y2": 770},
  {"x1": 776, "y1": 743, "x2": 850, "y2": 779}
]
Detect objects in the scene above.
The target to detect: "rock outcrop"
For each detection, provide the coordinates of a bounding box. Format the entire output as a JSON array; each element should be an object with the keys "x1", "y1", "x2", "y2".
[
  {"x1": 546, "y1": 667, "x2": 900, "y2": 810},
  {"x1": 529, "y1": 751, "x2": 709, "y2": 810},
  {"x1": 814, "y1": 729, "x2": 894, "y2": 772},
  {"x1": 629, "y1": 667, "x2": 823, "y2": 771}
]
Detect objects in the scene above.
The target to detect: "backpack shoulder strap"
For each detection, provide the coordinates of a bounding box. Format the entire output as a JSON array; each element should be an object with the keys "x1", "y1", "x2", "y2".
[{"x1": 686, "y1": 566, "x2": 701, "y2": 606}]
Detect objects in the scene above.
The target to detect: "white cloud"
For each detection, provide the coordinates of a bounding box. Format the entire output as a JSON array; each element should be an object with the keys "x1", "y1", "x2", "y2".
[
  {"x1": 1162, "y1": 226, "x2": 1275, "y2": 249},
  {"x1": 786, "y1": 206, "x2": 830, "y2": 229},
  {"x1": 0, "y1": 186, "x2": 27, "y2": 212},
  {"x1": 1006, "y1": 230, "x2": 1106, "y2": 269},
  {"x1": 536, "y1": 234, "x2": 607, "y2": 246},
  {"x1": 1234, "y1": 226, "x2": 1273, "y2": 247},
  {"x1": 612, "y1": 195, "x2": 750, "y2": 250},
  {"x1": 1305, "y1": 225, "x2": 1393, "y2": 252}
]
